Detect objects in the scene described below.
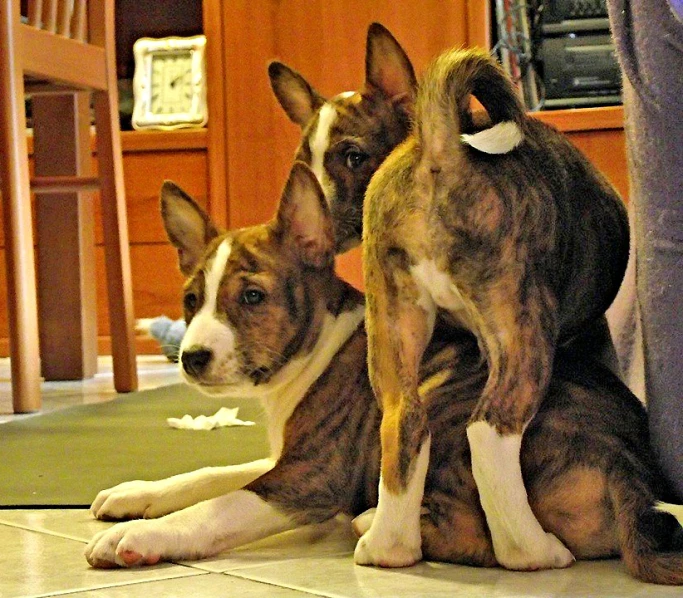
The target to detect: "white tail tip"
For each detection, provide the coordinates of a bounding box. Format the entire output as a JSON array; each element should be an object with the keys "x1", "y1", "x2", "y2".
[
  {"x1": 460, "y1": 121, "x2": 523, "y2": 155},
  {"x1": 654, "y1": 501, "x2": 683, "y2": 527}
]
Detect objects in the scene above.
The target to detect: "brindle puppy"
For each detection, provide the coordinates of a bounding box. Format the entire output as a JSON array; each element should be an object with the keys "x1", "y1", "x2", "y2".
[
  {"x1": 356, "y1": 47, "x2": 630, "y2": 571},
  {"x1": 268, "y1": 23, "x2": 415, "y2": 253},
  {"x1": 270, "y1": 25, "x2": 630, "y2": 570},
  {"x1": 84, "y1": 164, "x2": 683, "y2": 585}
]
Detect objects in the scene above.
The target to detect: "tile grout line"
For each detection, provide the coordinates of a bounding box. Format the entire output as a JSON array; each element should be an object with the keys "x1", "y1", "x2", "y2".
[
  {"x1": 0, "y1": 519, "x2": 93, "y2": 543},
  {"x1": 26, "y1": 570, "x2": 213, "y2": 598},
  {"x1": 219, "y1": 569, "x2": 346, "y2": 598},
  {"x1": 179, "y1": 549, "x2": 355, "y2": 574}
]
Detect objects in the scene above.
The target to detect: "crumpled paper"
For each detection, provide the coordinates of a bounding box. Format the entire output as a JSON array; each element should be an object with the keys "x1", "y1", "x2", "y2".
[{"x1": 167, "y1": 407, "x2": 255, "y2": 431}]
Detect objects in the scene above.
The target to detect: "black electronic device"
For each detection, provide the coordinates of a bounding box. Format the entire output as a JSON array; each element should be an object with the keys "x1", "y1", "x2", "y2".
[
  {"x1": 491, "y1": 0, "x2": 621, "y2": 109},
  {"x1": 534, "y1": 0, "x2": 621, "y2": 108},
  {"x1": 540, "y1": 32, "x2": 621, "y2": 107},
  {"x1": 542, "y1": 0, "x2": 610, "y2": 33}
]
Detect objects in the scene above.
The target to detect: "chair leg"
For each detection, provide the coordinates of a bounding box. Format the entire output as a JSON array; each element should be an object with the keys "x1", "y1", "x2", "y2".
[
  {"x1": 93, "y1": 88, "x2": 138, "y2": 393},
  {"x1": 33, "y1": 92, "x2": 98, "y2": 381},
  {"x1": 0, "y1": 0, "x2": 42, "y2": 412}
]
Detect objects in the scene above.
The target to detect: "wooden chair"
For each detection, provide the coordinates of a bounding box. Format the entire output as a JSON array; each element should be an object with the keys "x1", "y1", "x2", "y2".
[{"x1": 0, "y1": 0, "x2": 138, "y2": 412}]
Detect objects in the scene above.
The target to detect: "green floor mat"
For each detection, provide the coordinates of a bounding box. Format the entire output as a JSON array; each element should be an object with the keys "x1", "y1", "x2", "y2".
[{"x1": 0, "y1": 384, "x2": 269, "y2": 507}]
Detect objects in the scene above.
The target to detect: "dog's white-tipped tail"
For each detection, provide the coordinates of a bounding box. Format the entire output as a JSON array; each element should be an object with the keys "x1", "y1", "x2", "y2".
[
  {"x1": 460, "y1": 121, "x2": 523, "y2": 155},
  {"x1": 415, "y1": 48, "x2": 525, "y2": 173}
]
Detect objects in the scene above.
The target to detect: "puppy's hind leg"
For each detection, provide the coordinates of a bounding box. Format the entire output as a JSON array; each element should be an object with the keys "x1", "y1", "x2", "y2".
[
  {"x1": 354, "y1": 265, "x2": 436, "y2": 568},
  {"x1": 467, "y1": 283, "x2": 574, "y2": 570}
]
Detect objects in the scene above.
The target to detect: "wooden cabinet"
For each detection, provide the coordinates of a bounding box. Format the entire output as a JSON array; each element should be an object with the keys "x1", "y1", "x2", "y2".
[{"x1": 0, "y1": 1, "x2": 629, "y2": 357}]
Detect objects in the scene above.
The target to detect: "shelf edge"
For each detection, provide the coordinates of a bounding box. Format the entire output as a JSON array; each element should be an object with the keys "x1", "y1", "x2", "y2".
[{"x1": 530, "y1": 106, "x2": 624, "y2": 133}]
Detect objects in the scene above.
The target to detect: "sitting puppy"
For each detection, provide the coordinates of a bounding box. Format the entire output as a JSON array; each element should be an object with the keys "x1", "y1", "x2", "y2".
[
  {"x1": 356, "y1": 47, "x2": 630, "y2": 571},
  {"x1": 85, "y1": 164, "x2": 683, "y2": 585}
]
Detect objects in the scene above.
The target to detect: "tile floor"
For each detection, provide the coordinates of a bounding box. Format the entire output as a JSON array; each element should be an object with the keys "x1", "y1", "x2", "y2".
[{"x1": 1, "y1": 356, "x2": 682, "y2": 597}]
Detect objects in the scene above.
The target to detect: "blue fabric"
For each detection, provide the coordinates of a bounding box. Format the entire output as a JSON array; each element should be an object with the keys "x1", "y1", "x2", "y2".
[{"x1": 669, "y1": 0, "x2": 683, "y2": 22}]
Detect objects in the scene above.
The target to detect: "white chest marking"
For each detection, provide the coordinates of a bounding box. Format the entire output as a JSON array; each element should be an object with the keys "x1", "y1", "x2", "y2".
[
  {"x1": 310, "y1": 103, "x2": 338, "y2": 200},
  {"x1": 258, "y1": 305, "x2": 365, "y2": 457},
  {"x1": 410, "y1": 259, "x2": 467, "y2": 315},
  {"x1": 207, "y1": 304, "x2": 366, "y2": 460}
]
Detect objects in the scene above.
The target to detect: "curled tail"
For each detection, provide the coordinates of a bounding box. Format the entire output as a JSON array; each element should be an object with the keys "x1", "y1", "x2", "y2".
[
  {"x1": 415, "y1": 48, "x2": 525, "y2": 170},
  {"x1": 609, "y1": 471, "x2": 683, "y2": 585}
]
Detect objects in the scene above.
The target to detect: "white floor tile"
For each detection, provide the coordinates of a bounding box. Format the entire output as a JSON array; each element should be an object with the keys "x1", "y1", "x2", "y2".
[
  {"x1": 47, "y1": 573, "x2": 316, "y2": 597},
  {"x1": 0, "y1": 355, "x2": 180, "y2": 422},
  {"x1": 0, "y1": 520, "x2": 202, "y2": 598},
  {"x1": 2, "y1": 356, "x2": 683, "y2": 597},
  {"x1": 0, "y1": 508, "x2": 110, "y2": 543},
  {"x1": 185, "y1": 516, "x2": 357, "y2": 572},
  {"x1": 226, "y1": 556, "x2": 682, "y2": 598}
]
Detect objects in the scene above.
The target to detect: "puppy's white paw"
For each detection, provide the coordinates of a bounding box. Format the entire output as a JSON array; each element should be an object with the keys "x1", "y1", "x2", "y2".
[
  {"x1": 351, "y1": 509, "x2": 376, "y2": 537},
  {"x1": 84, "y1": 520, "x2": 165, "y2": 568},
  {"x1": 353, "y1": 525, "x2": 422, "y2": 568},
  {"x1": 91, "y1": 480, "x2": 171, "y2": 521},
  {"x1": 495, "y1": 531, "x2": 575, "y2": 571}
]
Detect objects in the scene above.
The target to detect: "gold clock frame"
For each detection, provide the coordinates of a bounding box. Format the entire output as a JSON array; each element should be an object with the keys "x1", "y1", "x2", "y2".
[{"x1": 131, "y1": 35, "x2": 208, "y2": 131}]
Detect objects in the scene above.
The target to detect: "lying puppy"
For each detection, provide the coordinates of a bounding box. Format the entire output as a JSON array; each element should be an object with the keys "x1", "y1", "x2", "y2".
[
  {"x1": 85, "y1": 163, "x2": 683, "y2": 585},
  {"x1": 357, "y1": 47, "x2": 631, "y2": 571}
]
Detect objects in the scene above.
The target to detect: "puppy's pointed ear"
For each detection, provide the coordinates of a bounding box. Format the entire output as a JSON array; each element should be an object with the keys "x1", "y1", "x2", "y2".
[
  {"x1": 160, "y1": 181, "x2": 220, "y2": 276},
  {"x1": 275, "y1": 162, "x2": 334, "y2": 269},
  {"x1": 268, "y1": 61, "x2": 326, "y2": 127},
  {"x1": 365, "y1": 23, "x2": 416, "y2": 109}
]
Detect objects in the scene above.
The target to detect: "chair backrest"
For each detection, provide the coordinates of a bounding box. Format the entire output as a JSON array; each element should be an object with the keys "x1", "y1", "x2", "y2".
[
  {"x1": 26, "y1": 0, "x2": 88, "y2": 41},
  {"x1": 18, "y1": 0, "x2": 111, "y2": 91}
]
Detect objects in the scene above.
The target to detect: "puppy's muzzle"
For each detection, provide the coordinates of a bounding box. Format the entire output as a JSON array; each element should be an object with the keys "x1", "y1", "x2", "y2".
[{"x1": 181, "y1": 345, "x2": 213, "y2": 378}]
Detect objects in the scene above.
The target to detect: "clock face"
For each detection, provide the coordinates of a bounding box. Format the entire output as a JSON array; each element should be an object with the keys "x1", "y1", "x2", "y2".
[
  {"x1": 132, "y1": 35, "x2": 208, "y2": 131},
  {"x1": 150, "y1": 51, "x2": 194, "y2": 115}
]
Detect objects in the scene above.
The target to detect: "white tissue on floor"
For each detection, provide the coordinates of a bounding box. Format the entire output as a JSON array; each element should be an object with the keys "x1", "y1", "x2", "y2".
[{"x1": 167, "y1": 407, "x2": 255, "y2": 430}]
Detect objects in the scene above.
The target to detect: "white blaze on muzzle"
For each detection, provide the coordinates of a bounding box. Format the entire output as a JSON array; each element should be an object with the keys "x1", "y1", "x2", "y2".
[
  {"x1": 180, "y1": 239, "x2": 237, "y2": 379},
  {"x1": 310, "y1": 103, "x2": 338, "y2": 202}
]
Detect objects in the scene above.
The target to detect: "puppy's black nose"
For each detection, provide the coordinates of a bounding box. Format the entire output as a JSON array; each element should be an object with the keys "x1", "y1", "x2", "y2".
[{"x1": 181, "y1": 346, "x2": 213, "y2": 377}]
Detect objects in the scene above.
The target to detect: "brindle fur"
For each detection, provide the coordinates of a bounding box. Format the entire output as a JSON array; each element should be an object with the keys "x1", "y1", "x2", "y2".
[
  {"x1": 108, "y1": 166, "x2": 683, "y2": 583},
  {"x1": 360, "y1": 46, "x2": 629, "y2": 569},
  {"x1": 85, "y1": 164, "x2": 683, "y2": 583},
  {"x1": 271, "y1": 25, "x2": 630, "y2": 571}
]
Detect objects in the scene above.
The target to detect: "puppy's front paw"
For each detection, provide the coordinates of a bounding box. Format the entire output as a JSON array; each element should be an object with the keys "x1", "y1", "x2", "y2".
[
  {"x1": 85, "y1": 520, "x2": 164, "y2": 568},
  {"x1": 91, "y1": 480, "x2": 169, "y2": 521},
  {"x1": 353, "y1": 525, "x2": 422, "y2": 568},
  {"x1": 496, "y1": 532, "x2": 575, "y2": 571}
]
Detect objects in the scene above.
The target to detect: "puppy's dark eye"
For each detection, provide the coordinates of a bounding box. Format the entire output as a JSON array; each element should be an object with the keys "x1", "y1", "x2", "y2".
[
  {"x1": 184, "y1": 292, "x2": 198, "y2": 311},
  {"x1": 241, "y1": 289, "x2": 265, "y2": 306},
  {"x1": 344, "y1": 148, "x2": 368, "y2": 170}
]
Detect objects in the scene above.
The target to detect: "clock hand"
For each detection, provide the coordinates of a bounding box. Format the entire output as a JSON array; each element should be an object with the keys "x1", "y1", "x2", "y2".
[{"x1": 170, "y1": 70, "x2": 190, "y2": 88}]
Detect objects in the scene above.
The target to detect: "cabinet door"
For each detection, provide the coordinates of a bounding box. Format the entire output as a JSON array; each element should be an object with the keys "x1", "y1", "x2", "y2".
[{"x1": 219, "y1": 0, "x2": 474, "y2": 230}]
